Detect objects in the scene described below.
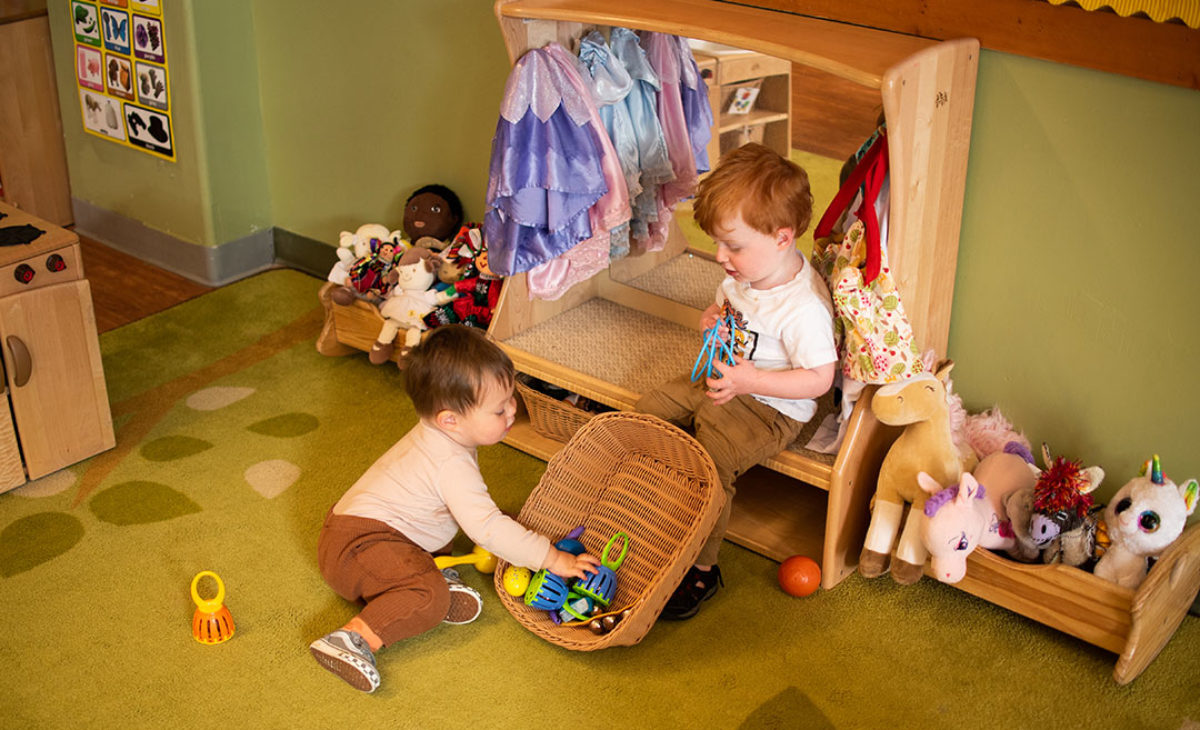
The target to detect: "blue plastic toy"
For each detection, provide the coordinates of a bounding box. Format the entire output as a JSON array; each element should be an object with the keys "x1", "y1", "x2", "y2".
[
  {"x1": 573, "y1": 532, "x2": 629, "y2": 608},
  {"x1": 691, "y1": 313, "x2": 740, "y2": 382},
  {"x1": 522, "y1": 528, "x2": 633, "y2": 625}
]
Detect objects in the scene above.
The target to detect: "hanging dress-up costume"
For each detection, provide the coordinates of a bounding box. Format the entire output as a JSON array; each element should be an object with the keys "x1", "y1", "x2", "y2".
[
  {"x1": 578, "y1": 30, "x2": 640, "y2": 260},
  {"x1": 608, "y1": 27, "x2": 675, "y2": 252},
  {"x1": 485, "y1": 43, "x2": 630, "y2": 300},
  {"x1": 639, "y1": 31, "x2": 710, "y2": 251}
]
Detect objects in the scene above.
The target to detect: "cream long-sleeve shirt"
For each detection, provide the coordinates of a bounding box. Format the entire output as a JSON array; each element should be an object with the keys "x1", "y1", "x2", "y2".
[{"x1": 333, "y1": 420, "x2": 553, "y2": 570}]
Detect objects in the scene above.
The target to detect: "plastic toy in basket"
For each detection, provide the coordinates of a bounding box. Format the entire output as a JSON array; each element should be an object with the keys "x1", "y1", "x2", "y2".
[
  {"x1": 524, "y1": 569, "x2": 571, "y2": 611},
  {"x1": 493, "y1": 411, "x2": 725, "y2": 651},
  {"x1": 692, "y1": 312, "x2": 741, "y2": 382},
  {"x1": 573, "y1": 531, "x2": 630, "y2": 608}
]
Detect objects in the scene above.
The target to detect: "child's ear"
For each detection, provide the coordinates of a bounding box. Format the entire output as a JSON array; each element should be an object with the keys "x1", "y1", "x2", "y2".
[
  {"x1": 775, "y1": 227, "x2": 795, "y2": 248},
  {"x1": 435, "y1": 409, "x2": 459, "y2": 432}
]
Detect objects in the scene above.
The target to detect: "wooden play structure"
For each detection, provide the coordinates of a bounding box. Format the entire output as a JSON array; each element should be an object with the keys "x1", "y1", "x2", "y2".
[
  {"x1": 314, "y1": 0, "x2": 1199, "y2": 683},
  {"x1": 484, "y1": 0, "x2": 976, "y2": 593}
]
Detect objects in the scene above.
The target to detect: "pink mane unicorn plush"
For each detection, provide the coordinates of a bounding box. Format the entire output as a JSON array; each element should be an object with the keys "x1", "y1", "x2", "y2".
[{"x1": 918, "y1": 445, "x2": 1038, "y2": 584}]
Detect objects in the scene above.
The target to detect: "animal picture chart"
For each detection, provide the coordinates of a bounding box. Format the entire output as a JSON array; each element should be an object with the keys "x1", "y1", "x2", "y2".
[{"x1": 72, "y1": 0, "x2": 175, "y2": 161}]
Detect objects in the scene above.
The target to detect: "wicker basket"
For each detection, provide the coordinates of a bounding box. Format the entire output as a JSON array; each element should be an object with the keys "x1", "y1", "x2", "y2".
[
  {"x1": 494, "y1": 411, "x2": 724, "y2": 650},
  {"x1": 515, "y1": 374, "x2": 597, "y2": 443}
]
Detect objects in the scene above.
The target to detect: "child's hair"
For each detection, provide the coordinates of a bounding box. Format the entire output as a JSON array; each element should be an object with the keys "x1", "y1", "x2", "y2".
[
  {"x1": 693, "y1": 143, "x2": 812, "y2": 239},
  {"x1": 405, "y1": 325, "x2": 514, "y2": 418}
]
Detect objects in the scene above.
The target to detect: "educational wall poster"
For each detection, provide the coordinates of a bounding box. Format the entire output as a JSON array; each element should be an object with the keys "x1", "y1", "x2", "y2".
[
  {"x1": 124, "y1": 103, "x2": 174, "y2": 157},
  {"x1": 71, "y1": 0, "x2": 175, "y2": 161},
  {"x1": 72, "y1": 1, "x2": 100, "y2": 46},
  {"x1": 76, "y1": 45, "x2": 103, "y2": 91}
]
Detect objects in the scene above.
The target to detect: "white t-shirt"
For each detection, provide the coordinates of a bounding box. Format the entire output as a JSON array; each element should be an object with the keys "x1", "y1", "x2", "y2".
[
  {"x1": 333, "y1": 420, "x2": 553, "y2": 570},
  {"x1": 716, "y1": 260, "x2": 837, "y2": 422}
]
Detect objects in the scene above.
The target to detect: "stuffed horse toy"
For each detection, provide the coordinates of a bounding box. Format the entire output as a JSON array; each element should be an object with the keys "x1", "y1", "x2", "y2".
[
  {"x1": 860, "y1": 360, "x2": 974, "y2": 584},
  {"x1": 1094, "y1": 455, "x2": 1198, "y2": 590},
  {"x1": 917, "y1": 444, "x2": 1038, "y2": 583},
  {"x1": 1003, "y1": 443, "x2": 1105, "y2": 565}
]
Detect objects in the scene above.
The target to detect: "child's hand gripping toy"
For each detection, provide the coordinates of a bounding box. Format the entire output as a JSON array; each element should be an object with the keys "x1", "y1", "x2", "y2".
[
  {"x1": 521, "y1": 528, "x2": 631, "y2": 626},
  {"x1": 572, "y1": 531, "x2": 630, "y2": 609},
  {"x1": 692, "y1": 311, "x2": 741, "y2": 383}
]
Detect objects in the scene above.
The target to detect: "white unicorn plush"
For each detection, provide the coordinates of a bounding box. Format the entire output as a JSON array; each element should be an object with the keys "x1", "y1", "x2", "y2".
[{"x1": 1093, "y1": 455, "x2": 1198, "y2": 590}]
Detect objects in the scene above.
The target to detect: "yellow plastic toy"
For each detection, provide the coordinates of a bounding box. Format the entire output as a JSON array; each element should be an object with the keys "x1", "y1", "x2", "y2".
[
  {"x1": 433, "y1": 545, "x2": 498, "y2": 574},
  {"x1": 502, "y1": 565, "x2": 532, "y2": 596},
  {"x1": 191, "y1": 570, "x2": 235, "y2": 645}
]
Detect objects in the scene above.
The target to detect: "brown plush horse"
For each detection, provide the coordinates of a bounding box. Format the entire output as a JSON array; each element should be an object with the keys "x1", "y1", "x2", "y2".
[{"x1": 860, "y1": 360, "x2": 973, "y2": 584}]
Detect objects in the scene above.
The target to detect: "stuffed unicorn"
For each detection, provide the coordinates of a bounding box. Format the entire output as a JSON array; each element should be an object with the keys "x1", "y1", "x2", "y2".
[
  {"x1": 917, "y1": 445, "x2": 1037, "y2": 584},
  {"x1": 1093, "y1": 455, "x2": 1198, "y2": 590},
  {"x1": 860, "y1": 361, "x2": 974, "y2": 584}
]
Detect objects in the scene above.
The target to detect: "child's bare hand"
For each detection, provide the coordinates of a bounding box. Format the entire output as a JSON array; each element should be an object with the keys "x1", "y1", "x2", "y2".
[
  {"x1": 545, "y1": 549, "x2": 601, "y2": 580},
  {"x1": 699, "y1": 303, "x2": 722, "y2": 331},
  {"x1": 706, "y1": 355, "x2": 756, "y2": 405}
]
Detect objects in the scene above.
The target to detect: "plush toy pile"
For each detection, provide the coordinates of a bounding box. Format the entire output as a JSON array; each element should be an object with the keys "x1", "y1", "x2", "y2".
[
  {"x1": 326, "y1": 185, "x2": 504, "y2": 364},
  {"x1": 858, "y1": 359, "x2": 1197, "y2": 590}
]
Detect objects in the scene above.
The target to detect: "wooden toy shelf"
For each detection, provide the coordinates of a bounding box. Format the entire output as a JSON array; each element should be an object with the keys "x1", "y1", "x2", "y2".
[
  {"x1": 945, "y1": 523, "x2": 1200, "y2": 685},
  {"x1": 476, "y1": 0, "x2": 1198, "y2": 685},
  {"x1": 486, "y1": 0, "x2": 977, "y2": 591}
]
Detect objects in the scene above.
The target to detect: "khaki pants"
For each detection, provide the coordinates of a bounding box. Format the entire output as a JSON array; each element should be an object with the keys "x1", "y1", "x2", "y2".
[
  {"x1": 637, "y1": 376, "x2": 805, "y2": 566},
  {"x1": 316, "y1": 511, "x2": 451, "y2": 647}
]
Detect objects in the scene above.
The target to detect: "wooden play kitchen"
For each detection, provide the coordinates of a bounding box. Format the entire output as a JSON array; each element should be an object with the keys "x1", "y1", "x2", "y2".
[{"x1": 0, "y1": 201, "x2": 115, "y2": 492}]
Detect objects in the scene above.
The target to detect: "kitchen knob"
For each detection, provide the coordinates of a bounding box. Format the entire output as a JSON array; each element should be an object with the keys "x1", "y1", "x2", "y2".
[
  {"x1": 13, "y1": 264, "x2": 34, "y2": 284},
  {"x1": 46, "y1": 254, "x2": 66, "y2": 272}
]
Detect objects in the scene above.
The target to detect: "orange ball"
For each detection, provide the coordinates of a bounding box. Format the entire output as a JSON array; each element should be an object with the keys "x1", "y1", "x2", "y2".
[{"x1": 778, "y1": 555, "x2": 821, "y2": 597}]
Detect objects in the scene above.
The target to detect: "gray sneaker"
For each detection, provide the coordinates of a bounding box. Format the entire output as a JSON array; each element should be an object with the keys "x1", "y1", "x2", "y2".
[
  {"x1": 309, "y1": 629, "x2": 380, "y2": 692},
  {"x1": 441, "y1": 568, "x2": 483, "y2": 625}
]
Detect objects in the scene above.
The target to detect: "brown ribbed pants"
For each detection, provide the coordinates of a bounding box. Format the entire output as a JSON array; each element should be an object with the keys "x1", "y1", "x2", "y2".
[
  {"x1": 317, "y1": 511, "x2": 451, "y2": 647},
  {"x1": 637, "y1": 376, "x2": 806, "y2": 566}
]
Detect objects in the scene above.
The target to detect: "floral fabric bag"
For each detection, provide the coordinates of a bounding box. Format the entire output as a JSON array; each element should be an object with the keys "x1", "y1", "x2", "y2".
[{"x1": 810, "y1": 129, "x2": 923, "y2": 385}]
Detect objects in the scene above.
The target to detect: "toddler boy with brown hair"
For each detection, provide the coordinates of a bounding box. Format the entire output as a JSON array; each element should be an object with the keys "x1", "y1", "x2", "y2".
[{"x1": 310, "y1": 325, "x2": 599, "y2": 692}]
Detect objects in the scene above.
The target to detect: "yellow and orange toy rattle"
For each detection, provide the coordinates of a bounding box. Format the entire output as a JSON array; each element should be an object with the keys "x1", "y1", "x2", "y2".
[{"x1": 191, "y1": 570, "x2": 235, "y2": 645}]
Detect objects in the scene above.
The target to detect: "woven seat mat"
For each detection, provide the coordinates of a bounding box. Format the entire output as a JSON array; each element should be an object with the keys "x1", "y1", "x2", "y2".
[
  {"x1": 622, "y1": 251, "x2": 725, "y2": 310},
  {"x1": 494, "y1": 412, "x2": 724, "y2": 650},
  {"x1": 502, "y1": 297, "x2": 839, "y2": 466},
  {"x1": 503, "y1": 298, "x2": 696, "y2": 397}
]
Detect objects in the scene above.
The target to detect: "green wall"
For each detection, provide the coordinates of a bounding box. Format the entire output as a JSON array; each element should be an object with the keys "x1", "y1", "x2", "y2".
[
  {"x1": 951, "y1": 51, "x2": 1200, "y2": 495},
  {"x1": 47, "y1": 2, "x2": 1199, "y2": 498},
  {"x1": 48, "y1": 0, "x2": 272, "y2": 247},
  {"x1": 49, "y1": 0, "x2": 208, "y2": 244},
  {"x1": 250, "y1": 0, "x2": 510, "y2": 241}
]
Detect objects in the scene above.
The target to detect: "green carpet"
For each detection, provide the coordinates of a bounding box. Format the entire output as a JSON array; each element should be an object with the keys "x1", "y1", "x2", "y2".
[{"x1": 1, "y1": 268, "x2": 1197, "y2": 729}]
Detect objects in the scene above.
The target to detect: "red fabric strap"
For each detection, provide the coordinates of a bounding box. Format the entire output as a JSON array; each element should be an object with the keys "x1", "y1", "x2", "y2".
[{"x1": 813, "y1": 131, "x2": 889, "y2": 285}]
